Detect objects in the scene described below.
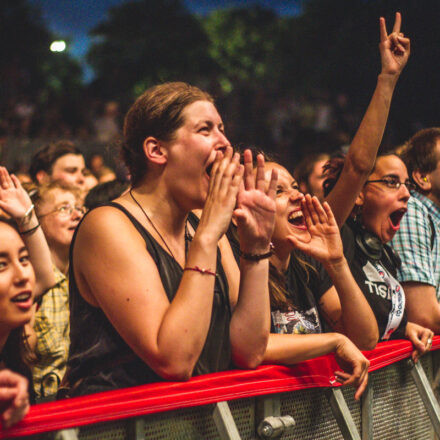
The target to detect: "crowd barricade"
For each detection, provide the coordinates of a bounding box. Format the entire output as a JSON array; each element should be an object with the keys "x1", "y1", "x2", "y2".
[{"x1": 2, "y1": 337, "x2": 440, "y2": 439}]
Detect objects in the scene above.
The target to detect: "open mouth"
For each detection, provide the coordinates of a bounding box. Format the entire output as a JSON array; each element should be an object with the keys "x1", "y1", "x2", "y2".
[
  {"x1": 11, "y1": 291, "x2": 32, "y2": 304},
  {"x1": 288, "y1": 211, "x2": 307, "y2": 230},
  {"x1": 389, "y1": 208, "x2": 407, "y2": 230},
  {"x1": 205, "y1": 162, "x2": 214, "y2": 177}
]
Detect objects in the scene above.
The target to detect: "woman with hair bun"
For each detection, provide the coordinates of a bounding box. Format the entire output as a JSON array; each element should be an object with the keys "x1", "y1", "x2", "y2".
[{"x1": 65, "y1": 82, "x2": 278, "y2": 395}]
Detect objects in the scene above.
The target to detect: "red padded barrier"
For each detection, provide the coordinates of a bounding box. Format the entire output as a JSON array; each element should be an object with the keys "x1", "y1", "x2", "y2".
[{"x1": 2, "y1": 336, "x2": 439, "y2": 438}]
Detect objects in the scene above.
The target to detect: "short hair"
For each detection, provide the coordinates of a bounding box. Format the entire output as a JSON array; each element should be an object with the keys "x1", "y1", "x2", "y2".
[
  {"x1": 26, "y1": 181, "x2": 82, "y2": 215},
  {"x1": 122, "y1": 82, "x2": 213, "y2": 186},
  {"x1": 29, "y1": 140, "x2": 83, "y2": 182},
  {"x1": 400, "y1": 128, "x2": 440, "y2": 191}
]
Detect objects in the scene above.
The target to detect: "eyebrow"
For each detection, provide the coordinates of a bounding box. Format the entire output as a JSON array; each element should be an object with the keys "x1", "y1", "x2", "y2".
[
  {"x1": 0, "y1": 247, "x2": 27, "y2": 258},
  {"x1": 195, "y1": 120, "x2": 224, "y2": 130}
]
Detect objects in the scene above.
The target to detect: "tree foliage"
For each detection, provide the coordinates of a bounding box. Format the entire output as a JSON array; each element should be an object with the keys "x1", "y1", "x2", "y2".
[
  {"x1": 0, "y1": 0, "x2": 83, "y2": 103},
  {"x1": 87, "y1": 0, "x2": 214, "y2": 100},
  {"x1": 202, "y1": 6, "x2": 281, "y2": 93}
]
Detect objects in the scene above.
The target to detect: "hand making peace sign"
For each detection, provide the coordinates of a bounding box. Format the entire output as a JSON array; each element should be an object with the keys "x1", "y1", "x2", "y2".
[{"x1": 379, "y1": 12, "x2": 410, "y2": 77}]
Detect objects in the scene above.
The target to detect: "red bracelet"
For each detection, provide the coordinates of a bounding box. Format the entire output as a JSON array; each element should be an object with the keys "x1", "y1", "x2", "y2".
[{"x1": 184, "y1": 266, "x2": 216, "y2": 277}]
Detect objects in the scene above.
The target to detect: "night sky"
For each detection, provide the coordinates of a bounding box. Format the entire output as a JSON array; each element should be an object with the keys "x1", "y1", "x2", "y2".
[{"x1": 29, "y1": 0, "x2": 300, "y2": 80}]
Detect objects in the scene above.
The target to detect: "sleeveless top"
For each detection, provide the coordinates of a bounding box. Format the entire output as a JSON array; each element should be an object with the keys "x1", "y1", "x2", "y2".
[{"x1": 66, "y1": 202, "x2": 232, "y2": 396}]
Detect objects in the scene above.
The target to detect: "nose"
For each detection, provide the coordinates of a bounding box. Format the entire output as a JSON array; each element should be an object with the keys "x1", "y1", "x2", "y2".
[
  {"x1": 213, "y1": 129, "x2": 231, "y2": 153},
  {"x1": 13, "y1": 261, "x2": 31, "y2": 285},
  {"x1": 289, "y1": 187, "x2": 304, "y2": 203},
  {"x1": 76, "y1": 172, "x2": 85, "y2": 187},
  {"x1": 71, "y1": 207, "x2": 84, "y2": 221},
  {"x1": 399, "y1": 182, "x2": 411, "y2": 201}
]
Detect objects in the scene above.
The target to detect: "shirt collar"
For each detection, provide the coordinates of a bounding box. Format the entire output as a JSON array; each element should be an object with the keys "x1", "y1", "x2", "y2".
[{"x1": 411, "y1": 191, "x2": 440, "y2": 222}]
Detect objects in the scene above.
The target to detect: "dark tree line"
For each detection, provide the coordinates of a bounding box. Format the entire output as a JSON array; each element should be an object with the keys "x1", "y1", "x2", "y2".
[
  {"x1": 87, "y1": 0, "x2": 439, "y2": 150},
  {"x1": 1, "y1": 0, "x2": 439, "y2": 160}
]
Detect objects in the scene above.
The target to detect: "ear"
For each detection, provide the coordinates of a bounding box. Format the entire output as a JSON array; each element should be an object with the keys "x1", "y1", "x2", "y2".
[
  {"x1": 355, "y1": 191, "x2": 365, "y2": 208},
  {"x1": 35, "y1": 170, "x2": 50, "y2": 185},
  {"x1": 412, "y1": 170, "x2": 431, "y2": 192},
  {"x1": 142, "y1": 136, "x2": 168, "y2": 166}
]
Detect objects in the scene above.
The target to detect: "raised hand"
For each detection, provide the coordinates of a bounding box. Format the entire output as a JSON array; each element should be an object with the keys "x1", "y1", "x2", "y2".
[
  {"x1": 379, "y1": 12, "x2": 410, "y2": 76},
  {"x1": 333, "y1": 335, "x2": 370, "y2": 401},
  {"x1": 198, "y1": 146, "x2": 244, "y2": 242},
  {"x1": 287, "y1": 194, "x2": 343, "y2": 266},
  {"x1": 0, "y1": 166, "x2": 33, "y2": 220},
  {"x1": 0, "y1": 369, "x2": 30, "y2": 429},
  {"x1": 234, "y1": 150, "x2": 277, "y2": 254}
]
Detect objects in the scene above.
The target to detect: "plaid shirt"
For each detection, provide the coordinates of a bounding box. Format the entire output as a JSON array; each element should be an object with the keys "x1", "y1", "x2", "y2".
[
  {"x1": 32, "y1": 266, "x2": 69, "y2": 399},
  {"x1": 390, "y1": 191, "x2": 440, "y2": 300}
]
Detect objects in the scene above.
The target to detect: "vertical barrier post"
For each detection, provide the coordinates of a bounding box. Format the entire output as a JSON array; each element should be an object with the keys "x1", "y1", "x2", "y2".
[
  {"x1": 361, "y1": 382, "x2": 373, "y2": 440},
  {"x1": 327, "y1": 389, "x2": 361, "y2": 440},
  {"x1": 54, "y1": 428, "x2": 79, "y2": 440},
  {"x1": 128, "y1": 417, "x2": 147, "y2": 440},
  {"x1": 409, "y1": 359, "x2": 440, "y2": 438},
  {"x1": 213, "y1": 401, "x2": 242, "y2": 440}
]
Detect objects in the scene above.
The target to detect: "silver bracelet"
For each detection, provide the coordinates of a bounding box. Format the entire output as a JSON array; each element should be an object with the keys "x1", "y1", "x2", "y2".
[{"x1": 19, "y1": 204, "x2": 35, "y2": 226}]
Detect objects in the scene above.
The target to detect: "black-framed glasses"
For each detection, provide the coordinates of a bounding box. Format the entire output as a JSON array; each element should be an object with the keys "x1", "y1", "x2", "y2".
[
  {"x1": 365, "y1": 177, "x2": 416, "y2": 191},
  {"x1": 39, "y1": 204, "x2": 86, "y2": 218}
]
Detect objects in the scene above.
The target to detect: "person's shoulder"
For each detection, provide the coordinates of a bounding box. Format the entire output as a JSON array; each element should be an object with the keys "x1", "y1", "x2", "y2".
[
  {"x1": 408, "y1": 194, "x2": 428, "y2": 212},
  {"x1": 75, "y1": 204, "x2": 143, "y2": 251},
  {"x1": 81, "y1": 204, "x2": 132, "y2": 232}
]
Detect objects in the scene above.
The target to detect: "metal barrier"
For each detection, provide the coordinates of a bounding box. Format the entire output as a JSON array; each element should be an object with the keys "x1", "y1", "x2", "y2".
[{"x1": 2, "y1": 338, "x2": 440, "y2": 439}]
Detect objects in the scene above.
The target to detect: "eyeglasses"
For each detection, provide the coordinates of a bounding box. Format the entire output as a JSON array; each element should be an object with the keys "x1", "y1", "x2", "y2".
[
  {"x1": 365, "y1": 177, "x2": 417, "y2": 192},
  {"x1": 39, "y1": 204, "x2": 86, "y2": 218}
]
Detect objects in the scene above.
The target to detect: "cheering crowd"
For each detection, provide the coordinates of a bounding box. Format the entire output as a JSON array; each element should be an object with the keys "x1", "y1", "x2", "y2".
[{"x1": 1, "y1": 12, "x2": 440, "y2": 429}]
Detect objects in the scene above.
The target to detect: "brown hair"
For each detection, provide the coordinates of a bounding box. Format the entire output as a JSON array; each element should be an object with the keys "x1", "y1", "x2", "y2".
[
  {"x1": 400, "y1": 128, "x2": 440, "y2": 192},
  {"x1": 29, "y1": 140, "x2": 83, "y2": 182},
  {"x1": 294, "y1": 153, "x2": 330, "y2": 189},
  {"x1": 122, "y1": 82, "x2": 214, "y2": 186}
]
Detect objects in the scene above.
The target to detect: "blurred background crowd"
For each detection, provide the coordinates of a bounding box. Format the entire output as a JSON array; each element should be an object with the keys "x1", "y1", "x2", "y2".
[{"x1": 1, "y1": 0, "x2": 439, "y2": 177}]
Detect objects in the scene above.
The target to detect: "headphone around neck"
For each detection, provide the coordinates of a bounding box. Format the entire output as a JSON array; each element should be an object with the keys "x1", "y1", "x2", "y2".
[{"x1": 354, "y1": 226, "x2": 401, "y2": 269}]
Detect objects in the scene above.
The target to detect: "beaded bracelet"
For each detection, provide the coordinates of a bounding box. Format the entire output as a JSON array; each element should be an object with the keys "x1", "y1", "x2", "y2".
[
  {"x1": 239, "y1": 243, "x2": 275, "y2": 261},
  {"x1": 20, "y1": 223, "x2": 40, "y2": 236},
  {"x1": 184, "y1": 266, "x2": 216, "y2": 277}
]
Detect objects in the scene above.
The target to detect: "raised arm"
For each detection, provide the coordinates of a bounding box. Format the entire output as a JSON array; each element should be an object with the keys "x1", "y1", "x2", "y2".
[
  {"x1": 326, "y1": 12, "x2": 410, "y2": 227},
  {"x1": 228, "y1": 150, "x2": 277, "y2": 368},
  {"x1": 288, "y1": 195, "x2": 379, "y2": 349},
  {"x1": 0, "y1": 167, "x2": 55, "y2": 296},
  {"x1": 75, "y1": 148, "x2": 250, "y2": 381}
]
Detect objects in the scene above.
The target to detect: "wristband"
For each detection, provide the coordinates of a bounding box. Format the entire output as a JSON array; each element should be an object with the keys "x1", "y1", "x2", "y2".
[
  {"x1": 184, "y1": 266, "x2": 216, "y2": 277},
  {"x1": 20, "y1": 223, "x2": 40, "y2": 236},
  {"x1": 239, "y1": 243, "x2": 275, "y2": 261}
]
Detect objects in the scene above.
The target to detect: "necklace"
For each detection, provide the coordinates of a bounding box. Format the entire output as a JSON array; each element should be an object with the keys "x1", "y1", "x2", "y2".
[{"x1": 129, "y1": 188, "x2": 190, "y2": 261}]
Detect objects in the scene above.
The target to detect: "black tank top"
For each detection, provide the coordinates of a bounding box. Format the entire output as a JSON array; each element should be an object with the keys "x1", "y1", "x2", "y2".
[{"x1": 66, "y1": 202, "x2": 232, "y2": 396}]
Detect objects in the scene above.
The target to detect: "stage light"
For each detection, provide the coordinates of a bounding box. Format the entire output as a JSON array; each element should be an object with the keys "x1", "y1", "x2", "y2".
[{"x1": 50, "y1": 41, "x2": 66, "y2": 52}]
